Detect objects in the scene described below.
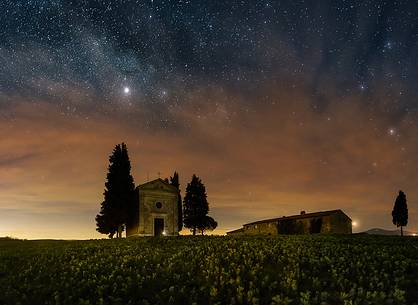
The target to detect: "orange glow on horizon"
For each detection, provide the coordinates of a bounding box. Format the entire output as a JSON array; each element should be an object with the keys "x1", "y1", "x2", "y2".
[{"x1": 1, "y1": 88, "x2": 417, "y2": 239}]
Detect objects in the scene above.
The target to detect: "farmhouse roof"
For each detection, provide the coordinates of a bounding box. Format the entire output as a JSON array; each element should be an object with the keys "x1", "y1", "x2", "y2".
[
  {"x1": 244, "y1": 209, "x2": 351, "y2": 226},
  {"x1": 226, "y1": 228, "x2": 244, "y2": 234}
]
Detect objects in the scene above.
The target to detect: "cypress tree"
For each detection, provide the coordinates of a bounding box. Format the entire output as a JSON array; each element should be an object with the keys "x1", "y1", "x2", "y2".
[
  {"x1": 183, "y1": 175, "x2": 217, "y2": 235},
  {"x1": 392, "y1": 190, "x2": 408, "y2": 236},
  {"x1": 170, "y1": 171, "x2": 183, "y2": 232},
  {"x1": 96, "y1": 143, "x2": 136, "y2": 238}
]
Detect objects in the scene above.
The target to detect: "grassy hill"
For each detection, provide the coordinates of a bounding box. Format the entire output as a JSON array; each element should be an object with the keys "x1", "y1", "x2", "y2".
[
  {"x1": 363, "y1": 228, "x2": 417, "y2": 236},
  {"x1": 1, "y1": 235, "x2": 417, "y2": 305}
]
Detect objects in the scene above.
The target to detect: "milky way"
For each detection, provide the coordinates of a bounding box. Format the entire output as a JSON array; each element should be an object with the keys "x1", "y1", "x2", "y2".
[{"x1": 1, "y1": 1, "x2": 418, "y2": 238}]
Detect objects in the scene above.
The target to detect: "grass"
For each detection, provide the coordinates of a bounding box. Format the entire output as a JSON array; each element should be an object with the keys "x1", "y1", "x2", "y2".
[{"x1": 1, "y1": 235, "x2": 417, "y2": 305}]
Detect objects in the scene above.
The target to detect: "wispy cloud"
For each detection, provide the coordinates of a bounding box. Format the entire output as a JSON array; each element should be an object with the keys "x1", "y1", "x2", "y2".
[{"x1": 0, "y1": 83, "x2": 416, "y2": 238}]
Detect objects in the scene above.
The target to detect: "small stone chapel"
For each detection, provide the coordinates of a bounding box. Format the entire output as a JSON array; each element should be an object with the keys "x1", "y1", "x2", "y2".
[{"x1": 126, "y1": 178, "x2": 180, "y2": 237}]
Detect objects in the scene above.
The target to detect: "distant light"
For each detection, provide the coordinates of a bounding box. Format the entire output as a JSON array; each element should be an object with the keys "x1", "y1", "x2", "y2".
[
  {"x1": 123, "y1": 86, "x2": 130, "y2": 94},
  {"x1": 162, "y1": 231, "x2": 167, "y2": 236},
  {"x1": 413, "y1": 233, "x2": 417, "y2": 237},
  {"x1": 388, "y1": 128, "x2": 396, "y2": 136},
  {"x1": 352, "y1": 221, "x2": 358, "y2": 227}
]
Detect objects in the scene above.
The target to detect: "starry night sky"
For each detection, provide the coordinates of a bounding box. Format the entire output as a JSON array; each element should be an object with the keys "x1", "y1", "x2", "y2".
[{"x1": 1, "y1": 0, "x2": 418, "y2": 238}]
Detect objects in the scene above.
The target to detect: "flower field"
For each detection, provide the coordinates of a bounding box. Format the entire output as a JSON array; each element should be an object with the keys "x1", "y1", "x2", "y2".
[{"x1": 1, "y1": 235, "x2": 418, "y2": 305}]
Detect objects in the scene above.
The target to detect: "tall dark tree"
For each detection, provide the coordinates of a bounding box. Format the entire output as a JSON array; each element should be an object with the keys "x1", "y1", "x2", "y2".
[
  {"x1": 183, "y1": 175, "x2": 217, "y2": 235},
  {"x1": 96, "y1": 143, "x2": 136, "y2": 238},
  {"x1": 392, "y1": 190, "x2": 408, "y2": 236},
  {"x1": 170, "y1": 171, "x2": 183, "y2": 232}
]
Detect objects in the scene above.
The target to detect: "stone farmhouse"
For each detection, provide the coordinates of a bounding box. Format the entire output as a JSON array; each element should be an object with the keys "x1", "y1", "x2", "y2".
[{"x1": 227, "y1": 209, "x2": 352, "y2": 235}]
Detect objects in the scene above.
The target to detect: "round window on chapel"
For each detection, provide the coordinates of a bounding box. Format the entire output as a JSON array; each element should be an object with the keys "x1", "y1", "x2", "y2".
[{"x1": 155, "y1": 202, "x2": 162, "y2": 209}]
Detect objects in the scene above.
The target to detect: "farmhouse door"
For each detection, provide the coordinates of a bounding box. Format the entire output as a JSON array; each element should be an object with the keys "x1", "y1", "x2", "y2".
[{"x1": 154, "y1": 218, "x2": 164, "y2": 236}]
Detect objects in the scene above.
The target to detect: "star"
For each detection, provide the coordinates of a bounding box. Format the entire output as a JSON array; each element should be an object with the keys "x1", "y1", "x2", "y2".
[
  {"x1": 388, "y1": 128, "x2": 396, "y2": 136},
  {"x1": 384, "y1": 41, "x2": 393, "y2": 50}
]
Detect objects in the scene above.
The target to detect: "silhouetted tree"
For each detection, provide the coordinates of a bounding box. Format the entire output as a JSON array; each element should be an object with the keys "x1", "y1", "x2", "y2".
[
  {"x1": 96, "y1": 204, "x2": 116, "y2": 238},
  {"x1": 183, "y1": 175, "x2": 216, "y2": 235},
  {"x1": 96, "y1": 143, "x2": 136, "y2": 238},
  {"x1": 392, "y1": 190, "x2": 408, "y2": 236},
  {"x1": 170, "y1": 171, "x2": 183, "y2": 232},
  {"x1": 197, "y1": 216, "x2": 218, "y2": 235}
]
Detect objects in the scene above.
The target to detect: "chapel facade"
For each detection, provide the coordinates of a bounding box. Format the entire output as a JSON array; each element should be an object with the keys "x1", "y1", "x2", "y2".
[{"x1": 126, "y1": 178, "x2": 180, "y2": 237}]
